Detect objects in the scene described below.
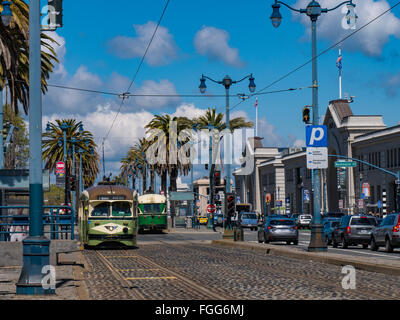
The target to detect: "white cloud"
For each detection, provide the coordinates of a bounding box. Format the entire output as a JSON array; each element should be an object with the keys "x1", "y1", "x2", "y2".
[
  {"x1": 132, "y1": 79, "x2": 180, "y2": 109},
  {"x1": 172, "y1": 103, "x2": 206, "y2": 119},
  {"x1": 293, "y1": 0, "x2": 400, "y2": 57},
  {"x1": 194, "y1": 26, "x2": 244, "y2": 67},
  {"x1": 107, "y1": 21, "x2": 179, "y2": 66}
]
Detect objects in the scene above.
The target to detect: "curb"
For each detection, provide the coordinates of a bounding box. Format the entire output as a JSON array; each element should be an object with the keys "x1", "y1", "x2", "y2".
[{"x1": 211, "y1": 240, "x2": 400, "y2": 277}]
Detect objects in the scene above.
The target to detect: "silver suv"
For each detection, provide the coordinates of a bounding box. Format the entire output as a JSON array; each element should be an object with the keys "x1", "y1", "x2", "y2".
[
  {"x1": 370, "y1": 213, "x2": 400, "y2": 253},
  {"x1": 297, "y1": 215, "x2": 312, "y2": 229},
  {"x1": 332, "y1": 215, "x2": 377, "y2": 249}
]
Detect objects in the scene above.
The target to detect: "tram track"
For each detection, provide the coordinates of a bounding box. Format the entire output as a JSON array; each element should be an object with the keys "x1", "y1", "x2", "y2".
[
  {"x1": 85, "y1": 248, "x2": 230, "y2": 300},
  {"x1": 139, "y1": 241, "x2": 399, "y2": 300}
]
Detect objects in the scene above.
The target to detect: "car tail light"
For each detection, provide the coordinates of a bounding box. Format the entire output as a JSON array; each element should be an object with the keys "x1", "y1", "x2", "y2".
[
  {"x1": 293, "y1": 226, "x2": 298, "y2": 230},
  {"x1": 346, "y1": 226, "x2": 351, "y2": 234},
  {"x1": 393, "y1": 216, "x2": 400, "y2": 232},
  {"x1": 267, "y1": 226, "x2": 272, "y2": 230}
]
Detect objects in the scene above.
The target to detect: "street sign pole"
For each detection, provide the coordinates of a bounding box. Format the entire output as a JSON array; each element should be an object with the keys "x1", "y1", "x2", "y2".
[
  {"x1": 17, "y1": 0, "x2": 54, "y2": 295},
  {"x1": 306, "y1": 125, "x2": 327, "y2": 252}
]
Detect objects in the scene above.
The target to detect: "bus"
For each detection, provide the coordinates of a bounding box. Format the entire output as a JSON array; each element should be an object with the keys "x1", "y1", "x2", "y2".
[
  {"x1": 79, "y1": 184, "x2": 138, "y2": 248},
  {"x1": 137, "y1": 194, "x2": 167, "y2": 233}
]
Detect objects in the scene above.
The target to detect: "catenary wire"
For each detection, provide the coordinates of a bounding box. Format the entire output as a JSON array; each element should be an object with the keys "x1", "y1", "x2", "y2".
[{"x1": 229, "y1": 0, "x2": 400, "y2": 112}]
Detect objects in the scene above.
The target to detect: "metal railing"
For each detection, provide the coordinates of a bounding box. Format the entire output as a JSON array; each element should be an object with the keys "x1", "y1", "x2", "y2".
[{"x1": 0, "y1": 206, "x2": 75, "y2": 241}]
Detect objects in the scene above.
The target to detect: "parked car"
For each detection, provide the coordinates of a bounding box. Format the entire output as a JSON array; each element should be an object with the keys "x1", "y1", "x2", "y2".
[
  {"x1": 197, "y1": 216, "x2": 208, "y2": 225},
  {"x1": 258, "y1": 218, "x2": 298, "y2": 245},
  {"x1": 322, "y1": 219, "x2": 340, "y2": 245},
  {"x1": 239, "y1": 212, "x2": 258, "y2": 231},
  {"x1": 332, "y1": 215, "x2": 377, "y2": 249},
  {"x1": 370, "y1": 213, "x2": 400, "y2": 253},
  {"x1": 297, "y1": 214, "x2": 313, "y2": 229}
]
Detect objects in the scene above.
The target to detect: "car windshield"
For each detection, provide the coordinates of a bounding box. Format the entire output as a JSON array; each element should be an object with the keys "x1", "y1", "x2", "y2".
[
  {"x1": 112, "y1": 202, "x2": 131, "y2": 217},
  {"x1": 242, "y1": 214, "x2": 257, "y2": 219},
  {"x1": 350, "y1": 217, "x2": 377, "y2": 226},
  {"x1": 269, "y1": 219, "x2": 295, "y2": 226},
  {"x1": 91, "y1": 203, "x2": 109, "y2": 217}
]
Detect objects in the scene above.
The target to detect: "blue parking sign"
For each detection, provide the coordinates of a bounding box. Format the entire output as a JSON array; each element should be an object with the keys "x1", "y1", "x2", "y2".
[{"x1": 306, "y1": 125, "x2": 328, "y2": 147}]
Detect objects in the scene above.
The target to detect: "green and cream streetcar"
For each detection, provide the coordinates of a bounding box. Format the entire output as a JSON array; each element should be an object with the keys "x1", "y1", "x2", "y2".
[
  {"x1": 79, "y1": 184, "x2": 138, "y2": 248},
  {"x1": 137, "y1": 194, "x2": 167, "y2": 233}
]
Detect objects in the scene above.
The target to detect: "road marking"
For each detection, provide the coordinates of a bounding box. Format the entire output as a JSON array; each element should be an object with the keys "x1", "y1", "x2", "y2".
[
  {"x1": 118, "y1": 269, "x2": 161, "y2": 271},
  {"x1": 104, "y1": 256, "x2": 138, "y2": 258},
  {"x1": 125, "y1": 276, "x2": 177, "y2": 280}
]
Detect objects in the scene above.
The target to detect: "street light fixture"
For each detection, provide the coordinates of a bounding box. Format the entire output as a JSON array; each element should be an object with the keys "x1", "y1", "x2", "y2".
[
  {"x1": 199, "y1": 73, "x2": 256, "y2": 195},
  {"x1": 270, "y1": 0, "x2": 357, "y2": 253}
]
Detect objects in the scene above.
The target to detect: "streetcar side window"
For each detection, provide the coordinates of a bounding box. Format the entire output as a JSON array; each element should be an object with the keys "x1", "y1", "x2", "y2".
[
  {"x1": 112, "y1": 202, "x2": 132, "y2": 217},
  {"x1": 91, "y1": 203, "x2": 110, "y2": 217}
]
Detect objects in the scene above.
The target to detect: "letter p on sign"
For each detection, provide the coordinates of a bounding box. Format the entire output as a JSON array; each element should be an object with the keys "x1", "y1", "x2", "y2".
[{"x1": 306, "y1": 125, "x2": 328, "y2": 148}]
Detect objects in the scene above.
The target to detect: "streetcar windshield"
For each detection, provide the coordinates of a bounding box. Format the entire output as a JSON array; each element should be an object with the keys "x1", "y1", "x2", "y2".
[
  {"x1": 140, "y1": 203, "x2": 165, "y2": 214},
  {"x1": 91, "y1": 203, "x2": 110, "y2": 217},
  {"x1": 112, "y1": 202, "x2": 132, "y2": 217}
]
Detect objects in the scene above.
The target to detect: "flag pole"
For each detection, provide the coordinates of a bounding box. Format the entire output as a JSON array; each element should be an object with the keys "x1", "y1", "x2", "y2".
[
  {"x1": 255, "y1": 98, "x2": 258, "y2": 137},
  {"x1": 339, "y1": 48, "x2": 342, "y2": 99}
]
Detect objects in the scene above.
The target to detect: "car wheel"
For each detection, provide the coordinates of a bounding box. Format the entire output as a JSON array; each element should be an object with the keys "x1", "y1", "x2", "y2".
[
  {"x1": 286, "y1": 241, "x2": 291, "y2": 245},
  {"x1": 341, "y1": 236, "x2": 348, "y2": 249},
  {"x1": 264, "y1": 233, "x2": 270, "y2": 244},
  {"x1": 385, "y1": 238, "x2": 393, "y2": 253},
  {"x1": 257, "y1": 231, "x2": 263, "y2": 243},
  {"x1": 294, "y1": 240, "x2": 298, "y2": 245},
  {"x1": 332, "y1": 236, "x2": 338, "y2": 248},
  {"x1": 362, "y1": 243, "x2": 368, "y2": 249},
  {"x1": 370, "y1": 237, "x2": 379, "y2": 251}
]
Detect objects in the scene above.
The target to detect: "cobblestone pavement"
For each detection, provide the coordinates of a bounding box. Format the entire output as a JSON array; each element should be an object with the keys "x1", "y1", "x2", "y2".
[{"x1": 82, "y1": 242, "x2": 400, "y2": 300}]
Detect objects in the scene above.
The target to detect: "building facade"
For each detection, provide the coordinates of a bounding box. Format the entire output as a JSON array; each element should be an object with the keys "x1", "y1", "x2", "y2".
[{"x1": 235, "y1": 99, "x2": 400, "y2": 217}]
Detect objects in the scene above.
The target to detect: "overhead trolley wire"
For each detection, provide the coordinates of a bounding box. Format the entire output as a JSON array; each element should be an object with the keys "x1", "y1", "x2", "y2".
[
  {"x1": 103, "y1": 0, "x2": 171, "y2": 142},
  {"x1": 229, "y1": 0, "x2": 400, "y2": 112}
]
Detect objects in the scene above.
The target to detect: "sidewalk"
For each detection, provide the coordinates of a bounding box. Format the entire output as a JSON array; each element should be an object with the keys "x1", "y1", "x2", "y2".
[
  {"x1": 0, "y1": 240, "x2": 89, "y2": 300},
  {"x1": 212, "y1": 239, "x2": 400, "y2": 277}
]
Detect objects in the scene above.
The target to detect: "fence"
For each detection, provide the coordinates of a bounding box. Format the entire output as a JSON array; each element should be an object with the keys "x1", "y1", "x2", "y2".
[{"x1": 0, "y1": 206, "x2": 75, "y2": 241}]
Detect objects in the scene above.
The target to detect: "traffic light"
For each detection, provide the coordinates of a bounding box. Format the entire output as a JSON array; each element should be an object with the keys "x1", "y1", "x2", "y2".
[
  {"x1": 225, "y1": 193, "x2": 236, "y2": 219},
  {"x1": 214, "y1": 170, "x2": 221, "y2": 186},
  {"x1": 69, "y1": 175, "x2": 76, "y2": 191},
  {"x1": 302, "y1": 106, "x2": 311, "y2": 124},
  {"x1": 48, "y1": 0, "x2": 63, "y2": 28}
]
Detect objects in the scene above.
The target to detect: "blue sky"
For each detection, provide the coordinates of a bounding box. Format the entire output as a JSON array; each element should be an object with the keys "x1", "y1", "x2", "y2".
[{"x1": 40, "y1": 0, "x2": 400, "y2": 187}]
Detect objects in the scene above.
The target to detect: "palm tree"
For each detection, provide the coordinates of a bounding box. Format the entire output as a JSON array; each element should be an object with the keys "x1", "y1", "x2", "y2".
[
  {"x1": 42, "y1": 119, "x2": 100, "y2": 190},
  {"x1": 1, "y1": 1, "x2": 59, "y2": 114},
  {"x1": 145, "y1": 114, "x2": 193, "y2": 194},
  {"x1": 195, "y1": 107, "x2": 254, "y2": 132}
]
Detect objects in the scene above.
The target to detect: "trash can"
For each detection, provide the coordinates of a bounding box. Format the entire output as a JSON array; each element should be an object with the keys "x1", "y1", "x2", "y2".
[{"x1": 234, "y1": 227, "x2": 244, "y2": 242}]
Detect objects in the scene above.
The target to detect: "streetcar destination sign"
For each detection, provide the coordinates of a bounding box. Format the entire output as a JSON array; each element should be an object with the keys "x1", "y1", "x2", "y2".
[{"x1": 334, "y1": 161, "x2": 356, "y2": 168}]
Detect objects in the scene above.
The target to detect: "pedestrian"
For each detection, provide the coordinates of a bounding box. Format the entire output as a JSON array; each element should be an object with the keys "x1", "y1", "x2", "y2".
[{"x1": 10, "y1": 208, "x2": 28, "y2": 242}]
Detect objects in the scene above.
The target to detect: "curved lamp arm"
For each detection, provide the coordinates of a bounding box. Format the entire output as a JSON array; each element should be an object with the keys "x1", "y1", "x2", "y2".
[
  {"x1": 275, "y1": 1, "x2": 302, "y2": 13},
  {"x1": 201, "y1": 75, "x2": 222, "y2": 85},
  {"x1": 325, "y1": 0, "x2": 355, "y2": 12}
]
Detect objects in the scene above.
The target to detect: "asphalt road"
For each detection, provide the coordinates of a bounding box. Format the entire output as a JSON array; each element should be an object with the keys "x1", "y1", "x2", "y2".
[{"x1": 149, "y1": 226, "x2": 400, "y2": 261}]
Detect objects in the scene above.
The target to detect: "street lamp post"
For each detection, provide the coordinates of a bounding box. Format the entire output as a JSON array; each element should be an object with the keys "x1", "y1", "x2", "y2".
[
  {"x1": 16, "y1": 0, "x2": 55, "y2": 295},
  {"x1": 199, "y1": 74, "x2": 256, "y2": 195},
  {"x1": 270, "y1": 0, "x2": 357, "y2": 252}
]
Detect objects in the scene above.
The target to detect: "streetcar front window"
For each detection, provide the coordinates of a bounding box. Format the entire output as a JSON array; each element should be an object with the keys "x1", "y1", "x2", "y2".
[
  {"x1": 139, "y1": 203, "x2": 165, "y2": 214},
  {"x1": 112, "y1": 202, "x2": 132, "y2": 217},
  {"x1": 91, "y1": 203, "x2": 110, "y2": 217}
]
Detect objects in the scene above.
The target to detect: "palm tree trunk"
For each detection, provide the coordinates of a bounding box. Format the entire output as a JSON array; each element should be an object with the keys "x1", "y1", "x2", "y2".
[
  {"x1": 150, "y1": 166, "x2": 155, "y2": 193},
  {"x1": 161, "y1": 170, "x2": 167, "y2": 194},
  {"x1": 142, "y1": 167, "x2": 147, "y2": 193}
]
